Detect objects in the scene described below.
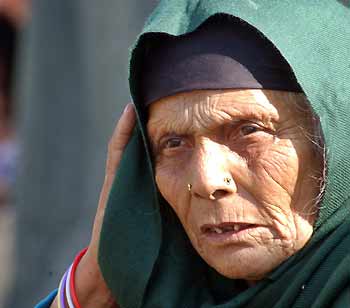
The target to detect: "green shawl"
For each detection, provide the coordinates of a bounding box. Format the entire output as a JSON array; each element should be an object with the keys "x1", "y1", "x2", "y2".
[{"x1": 99, "y1": 1, "x2": 350, "y2": 307}]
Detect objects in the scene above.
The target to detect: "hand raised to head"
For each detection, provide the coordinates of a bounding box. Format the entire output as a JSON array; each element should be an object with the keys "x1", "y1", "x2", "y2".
[{"x1": 50, "y1": 103, "x2": 136, "y2": 308}]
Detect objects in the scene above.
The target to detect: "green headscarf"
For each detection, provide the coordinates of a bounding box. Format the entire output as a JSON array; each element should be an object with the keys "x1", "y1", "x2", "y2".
[{"x1": 99, "y1": 1, "x2": 350, "y2": 307}]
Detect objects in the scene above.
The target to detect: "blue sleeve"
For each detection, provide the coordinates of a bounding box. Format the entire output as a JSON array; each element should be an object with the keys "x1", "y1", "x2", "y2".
[{"x1": 34, "y1": 289, "x2": 58, "y2": 308}]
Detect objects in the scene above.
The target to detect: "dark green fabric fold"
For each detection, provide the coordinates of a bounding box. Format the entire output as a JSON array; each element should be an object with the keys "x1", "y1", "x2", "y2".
[{"x1": 99, "y1": 1, "x2": 350, "y2": 307}]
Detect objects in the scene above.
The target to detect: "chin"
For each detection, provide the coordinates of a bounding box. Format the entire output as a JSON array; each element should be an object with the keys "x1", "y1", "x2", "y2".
[{"x1": 198, "y1": 244, "x2": 287, "y2": 281}]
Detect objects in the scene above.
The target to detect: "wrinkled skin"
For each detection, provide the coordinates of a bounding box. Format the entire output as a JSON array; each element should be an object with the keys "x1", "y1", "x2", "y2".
[{"x1": 147, "y1": 89, "x2": 322, "y2": 284}]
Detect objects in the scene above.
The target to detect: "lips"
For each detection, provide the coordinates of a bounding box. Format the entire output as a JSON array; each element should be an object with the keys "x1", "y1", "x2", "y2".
[
  {"x1": 201, "y1": 222, "x2": 258, "y2": 235},
  {"x1": 200, "y1": 222, "x2": 262, "y2": 245}
]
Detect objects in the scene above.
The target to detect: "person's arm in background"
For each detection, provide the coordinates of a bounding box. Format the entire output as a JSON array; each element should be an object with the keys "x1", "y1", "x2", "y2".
[{"x1": 41, "y1": 104, "x2": 135, "y2": 308}]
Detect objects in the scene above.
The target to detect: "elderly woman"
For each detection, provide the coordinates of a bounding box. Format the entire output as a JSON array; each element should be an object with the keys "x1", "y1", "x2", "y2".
[{"x1": 37, "y1": 1, "x2": 350, "y2": 307}]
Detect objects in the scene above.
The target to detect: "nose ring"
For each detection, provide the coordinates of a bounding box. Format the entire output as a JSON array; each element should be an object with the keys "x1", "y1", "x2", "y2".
[
  {"x1": 224, "y1": 177, "x2": 232, "y2": 185},
  {"x1": 187, "y1": 183, "x2": 192, "y2": 192}
]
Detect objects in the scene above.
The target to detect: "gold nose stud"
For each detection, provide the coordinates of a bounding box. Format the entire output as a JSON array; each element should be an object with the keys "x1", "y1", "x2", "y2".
[
  {"x1": 224, "y1": 177, "x2": 232, "y2": 185},
  {"x1": 187, "y1": 183, "x2": 192, "y2": 192}
]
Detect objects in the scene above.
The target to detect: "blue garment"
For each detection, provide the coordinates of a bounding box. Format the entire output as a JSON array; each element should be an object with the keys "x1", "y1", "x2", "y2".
[
  {"x1": 34, "y1": 290, "x2": 57, "y2": 308},
  {"x1": 0, "y1": 139, "x2": 18, "y2": 188}
]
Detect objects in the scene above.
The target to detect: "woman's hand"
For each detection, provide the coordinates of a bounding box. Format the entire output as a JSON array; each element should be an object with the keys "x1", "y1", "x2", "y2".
[{"x1": 50, "y1": 103, "x2": 136, "y2": 308}]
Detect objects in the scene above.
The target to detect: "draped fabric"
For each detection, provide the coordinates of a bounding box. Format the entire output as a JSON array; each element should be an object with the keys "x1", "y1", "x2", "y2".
[{"x1": 99, "y1": 1, "x2": 350, "y2": 307}]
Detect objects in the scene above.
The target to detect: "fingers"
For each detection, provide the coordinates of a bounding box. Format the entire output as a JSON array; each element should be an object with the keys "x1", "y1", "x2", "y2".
[{"x1": 105, "y1": 103, "x2": 136, "y2": 181}]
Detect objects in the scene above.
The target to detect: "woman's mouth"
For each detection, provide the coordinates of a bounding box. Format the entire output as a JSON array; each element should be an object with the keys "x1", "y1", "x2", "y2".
[{"x1": 201, "y1": 222, "x2": 261, "y2": 244}]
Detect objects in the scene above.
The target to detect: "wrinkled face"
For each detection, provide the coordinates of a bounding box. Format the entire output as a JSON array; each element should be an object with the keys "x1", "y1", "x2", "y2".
[{"x1": 147, "y1": 89, "x2": 322, "y2": 283}]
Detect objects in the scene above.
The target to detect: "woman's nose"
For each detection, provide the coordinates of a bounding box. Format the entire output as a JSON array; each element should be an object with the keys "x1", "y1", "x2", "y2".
[{"x1": 189, "y1": 140, "x2": 237, "y2": 200}]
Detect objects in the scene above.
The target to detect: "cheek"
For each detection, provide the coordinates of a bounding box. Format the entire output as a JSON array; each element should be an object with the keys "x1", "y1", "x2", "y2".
[
  {"x1": 155, "y1": 159, "x2": 205, "y2": 251},
  {"x1": 233, "y1": 137, "x2": 301, "y2": 225},
  {"x1": 238, "y1": 140, "x2": 299, "y2": 236},
  {"x1": 248, "y1": 138, "x2": 317, "y2": 237},
  {"x1": 251, "y1": 137, "x2": 316, "y2": 206},
  {"x1": 254, "y1": 141, "x2": 299, "y2": 199},
  {"x1": 155, "y1": 160, "x2": 189, "y2": 219},
  {"x1": 230, "y1": 135, "x2": 300, "y2": 200}
]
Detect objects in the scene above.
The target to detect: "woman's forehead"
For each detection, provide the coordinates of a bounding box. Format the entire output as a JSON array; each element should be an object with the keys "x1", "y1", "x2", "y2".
[
  {"x1": 147, "y1": 89, "x2": 310, "y2": 137},
  {"x1": 148, "y1": 89, "x2": 275, "y2": 115},
  {"x1": 148, "y1": 89, "x2": 295, "y2": 122}
]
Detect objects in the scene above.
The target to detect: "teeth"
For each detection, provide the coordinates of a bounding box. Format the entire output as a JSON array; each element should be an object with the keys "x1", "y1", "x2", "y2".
[
  {"x1": 208, "y1": 224, "x2": 248, "y2": 234},
  {"x1": 213, "y1": 227, "x2": 223, "y2": 234},
  {"x1": 222, "y1": 226, "x2": 234, "y2": 232}
]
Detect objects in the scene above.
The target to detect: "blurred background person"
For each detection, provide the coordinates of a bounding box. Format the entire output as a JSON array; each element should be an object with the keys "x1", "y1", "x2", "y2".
[
  {"x1": 0, "y1": 12, "x2": 17, "y2": 205},
  {"x1": 4, "y1": 1, "x2": 158, "y2": 307},
  {"x1": 0, "y1": 0, "x2": 28, "y2": 206},
  {"x1": 0, "y1": 0, "x2": 29, "y2": 306}
]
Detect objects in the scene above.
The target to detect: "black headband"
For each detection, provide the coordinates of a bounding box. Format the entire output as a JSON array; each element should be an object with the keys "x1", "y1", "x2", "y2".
[{"x1": 140, "y1": 16, "x2": 302, "y2": 106}]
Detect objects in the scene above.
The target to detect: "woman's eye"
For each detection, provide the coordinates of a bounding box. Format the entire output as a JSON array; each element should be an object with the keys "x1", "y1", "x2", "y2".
[
  {"x1": 163, "y1": 137, "x2": 183, "y2": 149},
  {"x1": 239, "y1": 124, "x2": 260, "y2": 136}
]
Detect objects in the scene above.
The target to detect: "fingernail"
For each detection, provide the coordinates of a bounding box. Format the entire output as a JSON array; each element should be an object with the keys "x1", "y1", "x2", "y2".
[{"x1": 123, "y1": 103, "x2": 134, "y2": 114}]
